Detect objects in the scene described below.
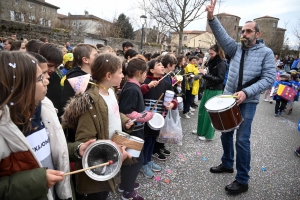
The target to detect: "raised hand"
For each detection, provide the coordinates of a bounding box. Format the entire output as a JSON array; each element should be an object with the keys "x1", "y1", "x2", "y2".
[{"x1": 206, "y1": 0, "x2": 217, "y2": 20}]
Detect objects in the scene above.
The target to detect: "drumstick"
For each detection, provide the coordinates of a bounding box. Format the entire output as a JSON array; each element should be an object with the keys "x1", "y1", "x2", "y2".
[
  {"x1": 175, "y1": 70, "x2": 181, "y2": 76},
  {"x1": 150, "y1": 93, "x2": 164, "y2": 111},
  {"x1": 158, "y1": 71, "x2": 172, "y2": 83},
  {"x1": 64, "y1": 160, "x2": 114, "y2": 176},
  {"x1": 218, "y1": 95, "x2": 238, "y2": 98},
  {"x1": 172, "y1": 80, "x2": 179, "y2": 87}
]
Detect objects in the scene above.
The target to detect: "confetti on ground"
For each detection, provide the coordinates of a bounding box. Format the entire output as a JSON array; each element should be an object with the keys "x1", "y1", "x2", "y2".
[
  {"x1": 273, "y1": 170, "x2": 277, "y2": 173},
  {"x1": 178, "y1": 154, "x2": 183, "y2": 158},
  {"x1": 196, "y1": 152, "x2": 201, "y2": 155},
  {"x1": 164, "y1": 179, "x2": 170, "y2": 184},
  {"x1": 261, "y1": 167, "x2": 266, "y2": 171},
  {"x1": 166, "y1": 169, "x2": 172, "y2": 173},
  {"x1": 154, "y1": 176, "x2": 161, "y2": 181},
  {"x1": 181, "y1": 158, "x2": 186, "y2": 161},
  {"x1": 202, "y1": 157, "x2": 207, "y2": 161}
]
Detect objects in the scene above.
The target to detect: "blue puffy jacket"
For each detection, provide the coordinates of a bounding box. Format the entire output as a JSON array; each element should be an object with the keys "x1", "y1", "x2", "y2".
[{"x1": 208, "y1": 17, "x2": 276, "y2": 104}]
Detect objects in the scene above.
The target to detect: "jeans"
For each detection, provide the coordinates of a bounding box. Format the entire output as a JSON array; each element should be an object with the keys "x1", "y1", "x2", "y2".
[
  {"x1": 220, "y1": 103, "x2": 257, "y2": 185},
  {"x1": 183, "y1": 89, "x2": 194, "y2": 114},
  {"x1": 143, "y1": 136, "x2": 157, "y2": 165},
  {"x1": 275, "y1": 99, "x2": 288, "y2": 114}
]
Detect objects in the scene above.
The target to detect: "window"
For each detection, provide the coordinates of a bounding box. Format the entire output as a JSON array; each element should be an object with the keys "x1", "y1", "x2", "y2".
[
  {"x1": 29, "y1": 15, "x2": 35, "y2": 23},
  {"x1": 271, "y1": 32, "x2": 275, "y2": 38},
  {"x1": 183, "y1": 36, "x2": 187, "y2": 41},
  {"x1": 42, "y1": 7, "x2": 46, "y2": 12},
  {"x1": 273, "y1": 22, "x2": 276, "y2": 28},
  {"x1": 14, "y1": 12, "x2": 21, "y2": 21},
  {"x1": 236, "y1": 18, "x2": 237, "y2": 21},
  {"x1": 29, "y1": 3, "x2": 33, "y2": 8},
  {"x1": 73, "y1": 22, "x2": 76, "y2": 26},
  {"x1": 234, "y1": 26, "x2": 236, "y2": 31}
]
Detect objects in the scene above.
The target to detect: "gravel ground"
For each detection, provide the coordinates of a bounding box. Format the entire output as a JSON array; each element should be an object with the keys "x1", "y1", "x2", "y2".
[{"x1": 108, "y1": 94, "x2": 300, "y2": 200}]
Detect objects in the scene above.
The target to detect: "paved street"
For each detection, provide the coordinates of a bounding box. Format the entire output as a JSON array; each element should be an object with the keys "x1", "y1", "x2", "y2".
[{"x1": 109, "y1": 94, "x2": 300, "y2": 200}]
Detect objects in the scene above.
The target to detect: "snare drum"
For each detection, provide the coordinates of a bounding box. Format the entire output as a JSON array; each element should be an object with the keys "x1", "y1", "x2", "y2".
[
  {"x1": 205, "y1": 95, "x2": 243, "y2": 132},
  {"x1": 82, "y1": 140, "x2": 122, "y2": 181},
  {"x1": 147, "y1": 113, "x2": 165, "y2": 130}
]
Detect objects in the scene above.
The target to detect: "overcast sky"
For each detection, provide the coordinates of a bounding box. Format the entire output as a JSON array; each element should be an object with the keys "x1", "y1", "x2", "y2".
[{"x1": 47, "y1": 0, "x2": 300, "y2": 46}]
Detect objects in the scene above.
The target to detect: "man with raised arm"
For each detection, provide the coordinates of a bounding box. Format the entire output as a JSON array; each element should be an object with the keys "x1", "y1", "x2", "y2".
[{"x1": 205, "y1": 0, "x2": 276, "y2": 194}]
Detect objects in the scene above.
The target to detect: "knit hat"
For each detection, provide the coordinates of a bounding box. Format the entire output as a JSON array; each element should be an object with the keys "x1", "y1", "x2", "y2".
[{"x1": 63, "y1": 53, "x2": 73, "y2": 65}]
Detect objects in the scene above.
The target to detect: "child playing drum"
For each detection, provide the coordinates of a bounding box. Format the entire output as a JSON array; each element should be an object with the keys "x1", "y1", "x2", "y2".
[
  {"x1": 61, "y1": 53, "x2": 133, "y2": 200},
  {"x1": 118, "y1": 57, "x2": 155, "y2": 200}
]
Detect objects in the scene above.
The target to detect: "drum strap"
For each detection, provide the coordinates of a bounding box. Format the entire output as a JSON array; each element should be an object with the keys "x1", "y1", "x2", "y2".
[{"x1": 238, "y1": 50, "x2": 246, "y2": 91}]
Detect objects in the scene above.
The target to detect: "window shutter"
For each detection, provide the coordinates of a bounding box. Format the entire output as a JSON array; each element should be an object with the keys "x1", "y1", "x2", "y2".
[
  {"x1": 48, "y1": 20, "x2": 51, "y2": 27},
  {"x1": 21, "y1": 13, "x2": 24, "y2": 22},
  {"x1": 10, "y1": 11, "x2": 15, "y2": 21}
]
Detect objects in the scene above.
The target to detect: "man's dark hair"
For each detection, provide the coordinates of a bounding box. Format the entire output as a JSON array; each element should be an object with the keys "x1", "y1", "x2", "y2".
[
  {"x1": 144, "y1": 53, "x2": 152, "y2": 61},
  {"x1": 124, "y1": 49, "x2": 138, "y2": 59},
  {"x1": 28, "y1": 52, "x2": 48, "y2": 63},
  {"x1": 96, "y1": 43, "x2": 105, "y2": 49},
  {"x1": 122, "y1": 41, "x2": 134, "y2": 50},
  {"x1": 39, "y1": 37, "x2": 48, "y2": 43},
  {"x1": 161, "y1": 54, "x2": 178, "y2": 68},
  {"x1": 38, "y1": 43, "x2": 63, "y2": 65},
  {"x1": 245, "y1": 21, "x2": 260, "y2": 32},
  {"x1": 26, "y1": 39, "x2": 44, "y2": 53},
  {"x1": 151, "y1": 53, "x2": 160, "y2": 59}
]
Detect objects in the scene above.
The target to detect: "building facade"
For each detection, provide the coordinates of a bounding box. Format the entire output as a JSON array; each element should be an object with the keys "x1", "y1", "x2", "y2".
[
  {"x1": 0, "y1": 0, "x2": 59, "y2": 27},
  {"x1": 206, "y1": 13, "x2": 241, "y2": 41},
  {"x1": 58, "y1": 11, "x2": 112, "y2": 35},
  {"x1": 254, "y1": 16, "x2": 286, "y2": 53},
  {"x1": 171, "y1": 30, "x2": 205, "y2": 48}
]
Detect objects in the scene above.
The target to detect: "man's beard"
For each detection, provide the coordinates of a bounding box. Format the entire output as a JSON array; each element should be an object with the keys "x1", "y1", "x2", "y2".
[{"x1": 240, "y1": 36, "x2": 255, "y2": 48}]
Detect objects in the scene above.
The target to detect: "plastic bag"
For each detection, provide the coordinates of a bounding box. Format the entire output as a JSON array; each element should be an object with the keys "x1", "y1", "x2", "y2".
[{"x1": 157, "y1": 109, "x2": 183, "y2": 145}]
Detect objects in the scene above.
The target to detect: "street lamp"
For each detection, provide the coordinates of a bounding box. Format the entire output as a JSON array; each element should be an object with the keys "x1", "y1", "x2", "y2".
[{"x1": 140, "y1": 15, "x2": 147, "y2": 53}]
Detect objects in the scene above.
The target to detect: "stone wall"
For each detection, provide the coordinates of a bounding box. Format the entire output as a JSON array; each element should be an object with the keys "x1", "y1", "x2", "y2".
[{"x1": 0, "y1": 19, "x2": 169, "y2": 53}]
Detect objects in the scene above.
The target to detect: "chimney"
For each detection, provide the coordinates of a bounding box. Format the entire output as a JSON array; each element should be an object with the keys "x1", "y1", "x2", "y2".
[
  {"x1": 68, "y1": 12, "x2": 71, "y2": 16},
  {"x1": 84, "y1": 10, "x2": 89, "y2": 16}
]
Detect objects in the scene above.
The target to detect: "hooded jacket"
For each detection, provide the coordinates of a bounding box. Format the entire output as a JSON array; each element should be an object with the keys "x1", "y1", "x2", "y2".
[
  {"x1": 0, "y1": 97, "x2": 73, "y2": 200},
  {"x1": 61, "y1": 85, "x2": 134, "y2": 194},
  {"x1": 208, "y1": 17, "x2": 276, "y2": 103}
]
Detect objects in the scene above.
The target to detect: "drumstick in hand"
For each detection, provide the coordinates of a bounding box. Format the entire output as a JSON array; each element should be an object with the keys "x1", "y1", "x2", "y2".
[
  {"x1": 64, "y1": 160, "x2": 114, "y2": 176},
  {"x1": 150, "y1": 93, "x2": 164, "y2": 111},
  {"x1": 158, "y1": 71, "x2": 172, "y2": 83}
]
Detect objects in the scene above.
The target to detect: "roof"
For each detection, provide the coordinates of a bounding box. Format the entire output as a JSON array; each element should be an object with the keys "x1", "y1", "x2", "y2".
[
  {"x1": 253, "y1": 15, "x2": 279, "y2": 20},
  {"x1": 215, "y1": 12, "x2": 241, "y2": 19},
  {"x1": 28, "y1": 0, "x2": 60, "y2": 9},
  {"x1": 60, "y1": 14, "x2": 112, "y2": 24},
  {"x1": 277, "y1": 27, "x2": 286, "y2": 31},
  {"x1": 183, "y1": 30, "x2": 205, "y2": 34}
]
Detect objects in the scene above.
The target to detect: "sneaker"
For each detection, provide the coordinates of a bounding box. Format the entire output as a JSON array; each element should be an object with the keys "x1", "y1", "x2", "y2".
[
  {"x1": 188, "y1": 111, "x2": 194, "y2": 116},
  {"x1": 294, "y1": 150, "x2": 300, "y2": 157},
  {"x1": 148, "y1": 161, "x2": 162, "y2": 172},
  {"x1": 274, "y1": 113, "x2": 278, "y2": 117},
  {"x1": 140, "y1": 165, "x2": 154, "y2": 179},
  {"x1": 279, "y1": 112, "x2": 282, "y2": 115},
  {"x1": 198, "y1": 136, "x2": 206, "y2": 140},
  {"x1": 118, "y1": 183, "x2": 140, "y2": 193},
  {"x1": 269, "y1": 100, "x2": 273, "y2": 104},
  {"x1": 183, "y1": 113, "x2": 190, "y2": 119},
  {"x1": 152, "y1": 152, "x2": 167, "y2": 161},
  {"x1": 192, "y1": 130, "x2": 197, "y2": 134},
  {"x1": 288, "y1": 109, "x2": 293, "y2": 115},
  {"x1": 160, "y1": 148, "x2": 171, "y2": 156},
  {"x1": 122, "y1": 190, "x2": 144, "y2": 200},
  {"x1": 263, "y1": 99, "x2": 268, "y2": 102},
  {"x1": 190, "y1": 107, "x2": 195, "y2": 111}
]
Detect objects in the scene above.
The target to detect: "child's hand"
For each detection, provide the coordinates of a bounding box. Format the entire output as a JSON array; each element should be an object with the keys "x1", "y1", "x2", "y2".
[
  {"x1": 148, "y1": 81, "x2": 159, "y2": 88},
  {"x1": 165, "y1": 102, "x2": 174, "y2": 110},
  {"x1": 125, "y1": 119, "x2": 133, "y2": 129}
]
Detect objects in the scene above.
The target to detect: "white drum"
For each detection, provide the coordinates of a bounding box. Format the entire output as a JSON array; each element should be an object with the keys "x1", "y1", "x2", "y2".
[
  {"x1": 177, "y1": 97, "x2": 183, "y2": 111},
  {"x1": 147, "y1": 113, "x2": 165, "y2": 130},
  {"x1": 164, "y1": 90, "x2": 175, "y2": 106}
]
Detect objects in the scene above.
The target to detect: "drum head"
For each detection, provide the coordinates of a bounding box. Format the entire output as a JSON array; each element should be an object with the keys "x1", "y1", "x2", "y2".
[
  {"x1": 205, "y1": 95, "x2": 235, "y2": 111},
  {"x1": 82, "y1": 140, "x2": 122, "y2": 181}
]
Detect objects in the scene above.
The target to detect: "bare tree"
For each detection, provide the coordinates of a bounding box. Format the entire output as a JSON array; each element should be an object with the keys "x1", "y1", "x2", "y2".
[
  {"x1": 138, "y1": 0, "x2": 209, "y2": 53},
  {"x1": 293, "y1": 17, "x2": 300, "y2": 45}
]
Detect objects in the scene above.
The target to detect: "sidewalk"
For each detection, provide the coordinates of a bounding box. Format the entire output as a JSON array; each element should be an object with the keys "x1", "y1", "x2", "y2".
[{"x1": 109, "y1": 95, "x2": 300, "y2": 199}]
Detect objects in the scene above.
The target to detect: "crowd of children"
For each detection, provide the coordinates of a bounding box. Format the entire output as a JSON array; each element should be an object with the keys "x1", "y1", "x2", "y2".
[{"x1": 2, "y1": 35, "x2": 300, "y2": 200}]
